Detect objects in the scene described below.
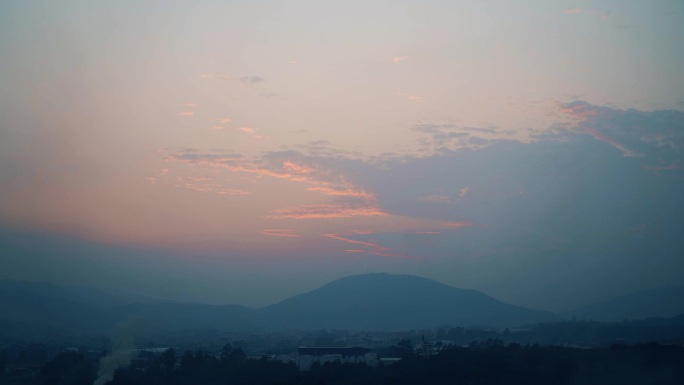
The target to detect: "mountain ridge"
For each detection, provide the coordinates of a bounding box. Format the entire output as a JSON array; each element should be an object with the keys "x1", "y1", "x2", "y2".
[
  {"x1": 0, "y1": 273, "x2": 560, "y2": 334},
  {"x1": 563, "y1": 284, "x2": 684, "y2": 322}
]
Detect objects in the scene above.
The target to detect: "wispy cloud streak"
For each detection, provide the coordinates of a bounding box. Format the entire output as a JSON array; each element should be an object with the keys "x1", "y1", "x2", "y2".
[
  {"x1": 324, "y1": 233, "x2": 412, "y2": 259},
  {"x1": 261, "y1": 229, "x2": 300, "y2": 238}
]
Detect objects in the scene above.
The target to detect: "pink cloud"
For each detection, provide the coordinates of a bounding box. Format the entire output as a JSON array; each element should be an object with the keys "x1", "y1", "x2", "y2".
[
  {"x1": 398, "y1": 93, "x2": 423, "y2": 102},
  {"x1": 307, "y1": 187, "x2": 373, "y2": 198},
  {"x1": 443, "y1": 221, "x2": 475, "y2": 228},
  {"x1": 215, "y1": 189, "x2": 252, "y2": 195},
  {"x1": 178, "y1": 111, "x2": 195, "y2": 117},
  {"x1": 166, "y1": 151, "x2": 384, "y2": 221},
  {"x1": 326, "y1": 233, "x2": 412, "y2": 259},
  {"x1": 643, "y1": 162, "x2": 683, "y2": 171},
  {"x1": 392, "y1": 56, "x2": 409, "y2": 63},
  {"x1": 172, "y1": 176, "x2": 252, "y2": 196},
  {"x1": 238, "y1": 126, "x2": 269, "y2": 140},
  {"x1": 350, "y1": 229, "x2": 374, "y2": 235},
  {"x1": 586, "y1": 128, "x2": 642, "y2": 157},
  {"x1": 325, "y1": 233, "x2": 386, "y2": 250},
  {"x1": 559, "y1": 102, "x2": 602, "y2": 121},
  {"x1": 563, "y1": 8, "x2": 611, "y2": 20},
  {"x1": 563, "y1": 8, "x2": 583, "y2": 14},
  {"x1": 261, "y1": 229, "x2": 301, "y2": 238},
  {"x1": 270, "y1": 204, "x2": 385, "y2": 219}
]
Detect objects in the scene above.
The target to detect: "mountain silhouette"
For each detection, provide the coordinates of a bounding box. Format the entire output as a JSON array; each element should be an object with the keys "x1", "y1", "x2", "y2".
[
  {"x1": 259, "y1": 273, "x2": 558, "y2": 330},
  {"x1": 0, "y1": 274, "x2": 559, "y2": 335}
]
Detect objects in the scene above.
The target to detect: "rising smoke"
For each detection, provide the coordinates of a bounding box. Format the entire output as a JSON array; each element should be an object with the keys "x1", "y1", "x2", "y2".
[{"x1": 93, "y1": 323, "x2": 134, "y2": 385}]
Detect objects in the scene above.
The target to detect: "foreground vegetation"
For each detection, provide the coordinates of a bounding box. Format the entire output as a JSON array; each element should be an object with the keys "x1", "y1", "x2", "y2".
[{"x1": 31, "y1": 342, "x2": 684, "y2": 385}]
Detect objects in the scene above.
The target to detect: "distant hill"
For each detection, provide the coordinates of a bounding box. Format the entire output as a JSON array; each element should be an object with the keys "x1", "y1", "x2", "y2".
[
  {"x1": 564, "y1": 285, "x2": 684, "y2": 322},
  {"x1": 0, "y1": 274, "x2": 559, "y2": 336},
  {"x1": 0, "y1": 280, "x2": 122, "y2": 334},
  {"x1": 0, "y1": 280, "x2": 255, "y2": 336},
  {"x1": 258, "y1": 273, "x2": 558, "y2": 330}
]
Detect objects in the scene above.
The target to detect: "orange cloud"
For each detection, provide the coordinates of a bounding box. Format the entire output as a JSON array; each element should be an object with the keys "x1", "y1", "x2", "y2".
[
  {"x1": 220, "y1": 118, "x2": 232, "y2": 124},
  {"x1": 392, "y1": 56, "x2": 409, "y2": 63},
  {"x1": 178, "y1": 111, "x2": 194, "y2": 117}
]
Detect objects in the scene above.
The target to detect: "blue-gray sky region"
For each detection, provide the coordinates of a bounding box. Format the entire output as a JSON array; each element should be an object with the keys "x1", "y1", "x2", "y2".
[{"x1": 1, "y1": 0, "x2": 683, "y2": 312}]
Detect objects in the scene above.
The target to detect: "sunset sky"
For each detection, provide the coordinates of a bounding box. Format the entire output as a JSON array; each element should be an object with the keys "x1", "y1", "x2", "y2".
[{"x1": 1, "y1": 0, "x2": 683, "y2": 311}]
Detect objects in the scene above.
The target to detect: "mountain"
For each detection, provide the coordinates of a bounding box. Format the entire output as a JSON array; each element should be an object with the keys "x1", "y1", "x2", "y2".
[
  {"x1": 0, "y1": 280, "x2": 255, "y2": 336},
  {"x1": 564, "y1": 285, "x2": 684, "y2": 322},
  {"x1": 0, "y1": 274, "x2": 559, "y2": 336},
  {"x1": 0, "y1": 280, "x2": 124, "y2": 335},
  {"x1": 258, "y1": 273, "x2": 558, "y2": 330}
]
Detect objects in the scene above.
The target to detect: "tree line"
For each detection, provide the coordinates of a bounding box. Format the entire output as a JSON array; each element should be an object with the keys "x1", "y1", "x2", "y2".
[{"x1": 34, "y1": 341, "x2": 684, "y2": 385}]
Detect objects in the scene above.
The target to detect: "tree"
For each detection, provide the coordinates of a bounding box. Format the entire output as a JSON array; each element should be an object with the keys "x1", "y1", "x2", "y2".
[
  {"x1": 40, "y1": 352, "x2": 95, "y2": 385},
  {"x1": 392, "y1": 339, "x2": 415, "y2": 359},
  {"x1": 220, "y1": 343, "x2": 246, "y2": 365},
  {"x1": 159, "y1": 348, "x2": 176, "y2": 372}
]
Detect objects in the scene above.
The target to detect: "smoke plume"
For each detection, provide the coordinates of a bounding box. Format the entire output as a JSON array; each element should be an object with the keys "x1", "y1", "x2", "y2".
[{"x1": 93, "y1": 323, "x2": 134, "y2": 385}]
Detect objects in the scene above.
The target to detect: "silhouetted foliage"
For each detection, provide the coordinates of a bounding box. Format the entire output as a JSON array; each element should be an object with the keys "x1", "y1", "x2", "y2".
[
  {"x1": 40, "y1": 352, "x2": 95, "y2": 385},
  {"x1": 35, "y1": 343, "x2": 684, "y2": 385},
  {"x1": 392, "y1": 339, "x2": 414, "y2": 359}
]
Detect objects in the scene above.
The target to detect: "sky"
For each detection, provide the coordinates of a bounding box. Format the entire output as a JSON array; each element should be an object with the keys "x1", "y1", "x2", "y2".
[{"x1": 1, "y1": 0, "x2": 684, "y2": 312}]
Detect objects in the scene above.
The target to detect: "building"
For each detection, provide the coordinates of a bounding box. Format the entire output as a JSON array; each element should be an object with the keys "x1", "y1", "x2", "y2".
[{"x1": 297, "y1": 346, "x2": 374, "y2": 370}]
